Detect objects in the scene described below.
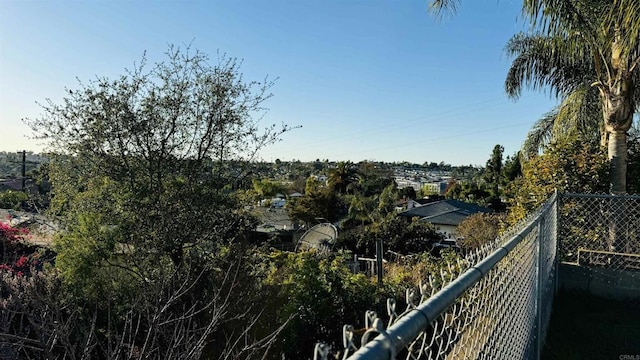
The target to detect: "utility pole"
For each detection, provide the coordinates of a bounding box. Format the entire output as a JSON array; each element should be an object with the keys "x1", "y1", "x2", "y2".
[{"x1": 21, "y1": 150, "x2": 26, "y2": 191}]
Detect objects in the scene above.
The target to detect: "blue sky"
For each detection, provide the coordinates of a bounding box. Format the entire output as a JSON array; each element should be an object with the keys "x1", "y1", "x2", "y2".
[{"x1": 1, "y1": 0, "x2": 558, "y2": 166}]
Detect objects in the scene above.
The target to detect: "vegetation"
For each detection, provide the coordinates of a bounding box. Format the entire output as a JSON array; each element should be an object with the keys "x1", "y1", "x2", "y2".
[
  {"x1": 504, "y1": 0, "x2": 640, "y2": 194},
  {"x1": 4, "y1": 1, "x2": 640, "y2": 357},
  {"x1": 1, "y1": 44, "x2": 471, "y2": 359},
  {"x1": 2, "y1": 46, "x2": 294, "y2": 359},
  {"x1": 0, "y1": 190, "x2": 28, "y2": 210},
  {"x1": 456, "y1": 213, "x2": 506, "y2": 252}
]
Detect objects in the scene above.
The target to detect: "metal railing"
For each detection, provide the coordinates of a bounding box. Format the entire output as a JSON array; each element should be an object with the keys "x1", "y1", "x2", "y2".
[{"x1": 315, "y1": 192, "x2": 640, "y2": 359}]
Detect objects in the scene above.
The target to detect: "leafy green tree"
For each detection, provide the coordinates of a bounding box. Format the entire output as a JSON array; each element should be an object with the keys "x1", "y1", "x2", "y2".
[
  {"x1": 505, "y1": 137, "x2": 609, "y2": 223},
  {"x1": 354, "y1": 161, "x2": 394, "y2": 196},
  {"x1": 456, "y1": 213, "x2": 506, "y2": 252},
  {"x1": 378, "y1": 183, "x2": 399, "y2": 215},
  {"x1": 339, "y1": 214, "x2": 442, "y2": 256},
  {"x1": 346, "y1": 194, "x2": 377, "y2": 226},
  {"x1": 287, "y1": 187, "x2": 343, "y2": 224},
  {"x1": 305, "y1": 175, "x2": 323, "y2": 195},
  {"x1": 262, "y1": 251, "x2": 380, "y2": 359},
  {"x1": 28, "y1": 45, "x2": 289, "y2": 267},
  {"x1": 483, "y1": 144, "x2": 507, "y2": 211},
  {"x1": 445, "y1": 180, "x2": 491, "y2": 205},
  {"x1": 399, "y1": 186, "x2": 417, "y2": 200},
  {"x1": 23, "y1": 45, "x2": 291, "y2": 358},
  {"x1": 252, "y1": 178, "x2": 286, "y2": 198},
  {"x1": 502, "y1": 151, "x2": 523, "y2": 182},
  {"x1": 0, "y1": 190, "x2": 28, "y2": 210},
  {"x1": 484, "y1": 144, "x2": 503, "y2": 198}
]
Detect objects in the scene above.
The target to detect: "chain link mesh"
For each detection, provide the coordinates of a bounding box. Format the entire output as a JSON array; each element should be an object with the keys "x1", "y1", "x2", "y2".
[{"x1": 559, "y1": 193, "x2": 640, "y2": 270}]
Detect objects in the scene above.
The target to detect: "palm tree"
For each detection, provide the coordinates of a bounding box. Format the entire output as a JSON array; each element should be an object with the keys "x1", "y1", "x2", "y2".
[
  {"x1": 428, "y1": 0, "x2": 640, "y2": 193},
  {"x1": 505, "y1": 0, "x2": 640, "y2": 193},
  {"x1": 328, "y1": 161, "x2": 358, "y2": 195}
]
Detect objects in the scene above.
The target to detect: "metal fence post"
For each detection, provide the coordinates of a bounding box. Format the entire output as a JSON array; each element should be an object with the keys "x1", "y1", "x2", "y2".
[
  {"x1": 376, "y1": 238, "x2": 383, "y2": 285},
  {"x1": 536, "y1": 214, "x2": 546, "y2": 360},
  {"x1": 555, "y1": 191, "x2": 561, "y2": 296}
]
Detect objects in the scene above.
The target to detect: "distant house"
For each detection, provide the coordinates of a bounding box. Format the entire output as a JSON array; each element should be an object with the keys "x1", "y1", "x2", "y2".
[
  {"x1": 398, "y1": 199, "x2": 491, "y2": 238},
  {"x1": 422, "y1": 181, "x2": 449, "y2": 196},
  {"x1": 395, "y1": 195, "x2": 444, "y2": 212}
]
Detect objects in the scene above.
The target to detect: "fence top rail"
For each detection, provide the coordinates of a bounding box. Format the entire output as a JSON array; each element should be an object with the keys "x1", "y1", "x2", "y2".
[{"x1": 348, "y1": 192, "x2": 557, "y2": 359}]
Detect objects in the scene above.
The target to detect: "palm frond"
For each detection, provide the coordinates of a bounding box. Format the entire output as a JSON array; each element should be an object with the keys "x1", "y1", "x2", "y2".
[
  {"x1": 427, "y1": 0, "x2": 460, "y2": 18},
  {"x1": 553, "y1": 85, "x2": 602, "y2": 144},
  {"x1": 611, "y1": 0, "x2": 640, "y2": 62},
  {"x1": 522, "y1": 110, "x2": 557, "y2": 159},
  {"x1": 522, "y1": 84, "x2": 602, "y2": 158},
  {"x1": 522, "y1": 0, "x2": 609, "y2": 35},
  {"x1": 504, "y1": 33, "x2": 595, "y2": 98}
]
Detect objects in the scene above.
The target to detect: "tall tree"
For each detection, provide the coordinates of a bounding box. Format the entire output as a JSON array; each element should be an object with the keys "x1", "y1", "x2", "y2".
[
  {"x1": 328, "y1": 161, "x2": 358, "y2": 195},
  {"x1": 484, "y1": 144, "x2": 504, "y2": 198},
  {"x1": 28, "y1": 46, "x2": 291, "y2": 266},
  {"x1": 430, "y1": 0, "x2": 640, "y2": 194},
  {"x1": 20, "y1": 46, "x2": 292, "y2": 358},
  {"x1": 506, "y1": 1, "x2": 640, "y2": 194}
]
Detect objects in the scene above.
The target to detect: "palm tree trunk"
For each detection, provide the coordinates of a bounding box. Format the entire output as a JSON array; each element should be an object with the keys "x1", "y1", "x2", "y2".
[
  {"x1": 608, "y1": 130, "x2": 627, "y2": 194},
  {"x1": 603, "y1": 88, "x2": 633, "y2": 251}
]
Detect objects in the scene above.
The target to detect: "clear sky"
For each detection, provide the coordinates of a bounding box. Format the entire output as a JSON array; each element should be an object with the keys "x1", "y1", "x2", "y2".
[{"x1": 1, "y1": 0, "x2": 558, "y2": 166}]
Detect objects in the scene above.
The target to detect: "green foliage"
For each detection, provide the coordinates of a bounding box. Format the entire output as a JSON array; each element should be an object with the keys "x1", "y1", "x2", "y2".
[
  {"x1": 345, "y1": 193, "x2": 378, "y2": 225},
  {"x1": 456, "y1": 213, "x2": 506, "y2": 252},
  {"x1": 305, "y1": 175, "x2": 323, "y2": 195},
  {"x1": 287, "y1": 187, "x2": 343, "y2": 224},
  {"x1": 338, "y1": 214, "x2": 442, "y2": 256},
  {"x1": 445, "y1": 180, "x2": 491, "y2": 204},
  {"x1": 53, "y1": 212, "x2": 131, "y2": 300},
  {"x1": 502, "y1": 151, "x2": 523, "y2": 181},
  {"x1": 399, "y1": 186, "x2": 417, "y2": 200},
  {"x1": 261, "y1": 251, "x2": 380, "y2": 358},
  {"x1": 355, "y1": 161, "x2": 394, "y2": 197},
  {"x1": 0, "y1": 190, "x2": 28, "y2": 209},
  {"x1": 252, "y1": 178, "x2": 286, "y2": 198},
  {"x1": 17, "y1": 45, "x2": 293, "y2": 358},
  {"x1": 30, "y1": 45, "x2": 282, "y2": 267},
  {"x1": 484, "y1": 144, "x2": 504, "y2": 198},
  {"x1": 328, "y1": 161, "x2": 358, "y2": 195},
  {"x1": 505, "y1": 138, "x2": 609, "y2": 223}
]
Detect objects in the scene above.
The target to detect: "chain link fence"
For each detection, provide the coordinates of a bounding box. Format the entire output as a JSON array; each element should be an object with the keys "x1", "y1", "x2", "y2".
[
  {"x1": 314, "y1": 192, "x2": 560, "y2": 360},
  {"x1": 559, "y1": 193, "x2": 640, "y2": 270},
  {"x1": 313, "y1": 192, "x2": 640, "y2": 359}
]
